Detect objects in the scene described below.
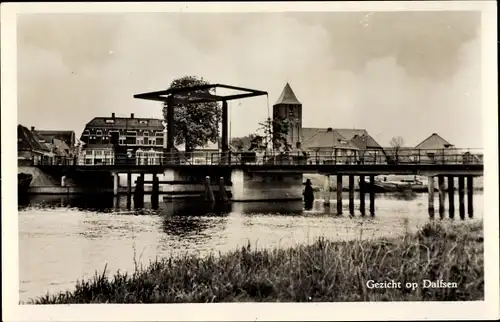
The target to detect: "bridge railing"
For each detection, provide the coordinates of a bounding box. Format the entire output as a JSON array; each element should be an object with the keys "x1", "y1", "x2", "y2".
[{"x1": 36, "y1": 148, "x2": 483, "y2": 167}]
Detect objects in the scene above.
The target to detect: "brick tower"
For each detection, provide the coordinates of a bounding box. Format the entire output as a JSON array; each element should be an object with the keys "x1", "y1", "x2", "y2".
[{"x1": 272, "y1": 83, "x2": 302, "y2": 150}]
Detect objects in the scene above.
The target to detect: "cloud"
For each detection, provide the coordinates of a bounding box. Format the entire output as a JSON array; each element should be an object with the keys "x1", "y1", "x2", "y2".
[{"x1": 17, "y1": 11, "x2": 482, "y2": 148}]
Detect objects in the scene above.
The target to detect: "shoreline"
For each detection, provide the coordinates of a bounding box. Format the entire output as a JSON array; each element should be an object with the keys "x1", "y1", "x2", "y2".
[{"x1": 27, "y1": 220, "x2": 484, "y2": 304}]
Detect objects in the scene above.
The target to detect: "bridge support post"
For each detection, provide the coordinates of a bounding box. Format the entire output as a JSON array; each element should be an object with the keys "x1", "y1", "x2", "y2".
[
  {"x1": 448, "y1": 176, "x2": 455, "y2": 219},
  {"x1": 113, "y1": 172, "x2": 119, "y2": 196},
  {"x1": 166, "y1": 95, "x2": 175, "y2": 160},
  {"x1": 134, "y1": 173, "x2": 145, "y2": 208},
  {"x1": 467, "y1": 176, "x2": 474, "y2": 218},
  {"x1": 438, "y1": 176, "x2": 445, "y2": 219},
  {"x1": 152, "y1": 174, "x2": 159, "y2": 209},
  {"x1": 359, "y1": 175, "x2": 365, "y2": 216},
  {"x1": 219, "y1": 177, "x2": 228, "y2": 202},
  {"x1": 458, "y1": 176, "x2": 465, "y2": 220},
  {"x1": 336, "y1": 175, "x2": 343, "y2": 215},
  {"x1": 348, "y1": 175, "x2": 354, "y2": 215},
  {"x1": 369, "y1": 175, "x2": 375, "y2": 216},
  {"x1": 204, "y1": 176, "x2": 215, "y2": 203},
  {"x1": 221, "y1": 100, "x2": 229, "y2": 165},
  {"x1": 323, "y1": 175, "x2": 330, "y2": 206},
  {"x1": 126, "y1": 172, "x2": 132, "y2": 197},
  {"x1": 427, "y1": 176, "x2": 434, "y2": 219}
]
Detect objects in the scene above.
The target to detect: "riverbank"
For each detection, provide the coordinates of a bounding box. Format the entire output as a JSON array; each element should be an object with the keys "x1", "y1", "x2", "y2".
[{"x1": 28, "y1": 220, "x2": 483, "y2": 303}]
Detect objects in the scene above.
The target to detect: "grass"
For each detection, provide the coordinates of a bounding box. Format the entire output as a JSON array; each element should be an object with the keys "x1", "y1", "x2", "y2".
[{"x1": 29, "y1": 221, "x2": 483, "y2": 304}]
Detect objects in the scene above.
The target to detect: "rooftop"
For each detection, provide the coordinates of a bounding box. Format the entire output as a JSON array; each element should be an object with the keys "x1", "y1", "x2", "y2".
[{"x1": 275, "y1": 83, "x2": 301, "y2": 105}]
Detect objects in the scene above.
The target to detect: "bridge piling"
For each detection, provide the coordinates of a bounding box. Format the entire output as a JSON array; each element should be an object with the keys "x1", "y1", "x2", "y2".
[
  {"x1": 336, "y1": 175, "x2": 343, "y2": 215},
  {"x1": 204, "y1": 176, "x2": 215, "y2": 203},
  {"x1": 151, "y1": 174, "x2": 159, "y2": 209},
  {"x1": 458, "y1": 176, "x2": 465, "y2": 220},
  {"x1": 438, "y1": 176, "x2": 445, "y2": 219},
  {"x1": 348, "y1": 175, "x2": 354, "y2": 215},
  {"x1": 323, "y1": 175, "x2": 330, "y2": 206},
  {"x1": 219, "y1": 177, "x2": 228, "y2": 202},
  {"x1": 112, "y1": 172, "x2": 119, "y2": 196},
  {"x1": 467, "y1": 176, "x2": 474, "y2": 218},
  {"x1": 427, "y1": 176, "x2": 435, "y2": 218},
  {"x1": 126, "y1": 172, "x2": 132, "y2": 197},
  {"x1": 359, "y1": 175, "x2": 365, "y2": 216},
  {"x1": 369, "y1": 175, "x2": 375, "y2": 216},
  {"x1": 448, "y1": 176, "x2": 455, "y2": 219}
]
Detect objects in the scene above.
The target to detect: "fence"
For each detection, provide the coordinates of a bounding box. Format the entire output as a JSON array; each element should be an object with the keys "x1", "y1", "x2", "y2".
[{"x1": 30, "y1": 148, "x2": 484, "y2": 167}]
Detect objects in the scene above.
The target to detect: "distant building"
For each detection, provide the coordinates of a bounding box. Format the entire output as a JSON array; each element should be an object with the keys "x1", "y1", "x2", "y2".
[
  {"x1": 79, "y1": 113, "x2": 165, "y2": 165},
  {"x1": 300, "y1": 127, "x2": 384, "y2": 164},
  {"x1": 415, "y1": 133, "x2": 457, "y2": 164},
  {"x1": 272, "y1": 83, "x2": 302, "y2": 150},
  {"x1": 31, "y1": 129, "x2": 76, "y2": 148},
  {"x1": 271, "y1": 83, "x2": 383, "y2": 163},
  {"x1": 17, "y1": 125, "x2": 53, "y2": 165},
  {"x1": 415, "y1": 133, "x2": 454, "y2": 150},
  {"x1": 31, "y1": 127, "x2": 77, "y2": 164}
]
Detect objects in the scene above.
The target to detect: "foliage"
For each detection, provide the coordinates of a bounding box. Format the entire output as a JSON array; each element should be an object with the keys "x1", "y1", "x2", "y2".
[
  {"x1": 388, "y1": 136, "x2": 405, "y2": 164},
  {"x1": 247, "y1": 117, "x2": 291, "y2": 152},
  {"x1": 29, "y1": 221, "x2": 483, "y2": 303},
  {"x1": 162, "y1": 76, "x2": 221, "y2": 152},
  {"x1": 230, "y1": 134, "x2": 258, "y2": 152}
]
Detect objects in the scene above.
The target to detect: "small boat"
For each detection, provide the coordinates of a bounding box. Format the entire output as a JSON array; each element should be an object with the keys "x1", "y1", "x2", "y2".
[
  {"x1": 18, "y1": 173, "x2": 33, "y2": 196},
  {"x1": 360, "y1": 175, "x2": 428, "y2": 193}
]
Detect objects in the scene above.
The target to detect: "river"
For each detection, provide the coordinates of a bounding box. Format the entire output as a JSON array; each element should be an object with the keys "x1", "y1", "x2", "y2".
[{"x1": 18, "y1": 191, "x2": 484, "y2": 303}]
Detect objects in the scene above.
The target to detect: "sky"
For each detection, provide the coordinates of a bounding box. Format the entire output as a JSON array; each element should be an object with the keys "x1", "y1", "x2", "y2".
[{"x1": 17, "y1": 11, "x2": 482, "y2": 148}]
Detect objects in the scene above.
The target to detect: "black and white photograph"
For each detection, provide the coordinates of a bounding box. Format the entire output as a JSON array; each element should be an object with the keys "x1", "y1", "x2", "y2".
[{"x1": 1, "y1": 1, "x2": 498, "y2": 321}]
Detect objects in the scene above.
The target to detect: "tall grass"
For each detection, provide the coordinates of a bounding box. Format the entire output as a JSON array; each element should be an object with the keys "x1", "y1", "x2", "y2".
[{"x1": 29, "y1": 221, "x2": 483, "y2": 304}]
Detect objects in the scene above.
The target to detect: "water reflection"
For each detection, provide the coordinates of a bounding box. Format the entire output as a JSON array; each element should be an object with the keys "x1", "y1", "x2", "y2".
[{"x1": 18, "y1": 192, "x2": 484, "y2": 303}]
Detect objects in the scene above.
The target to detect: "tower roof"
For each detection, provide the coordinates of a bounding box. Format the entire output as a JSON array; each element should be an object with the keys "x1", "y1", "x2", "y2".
[{"x1": 274, "y1": 83, "x2": 301, "y2": 105}]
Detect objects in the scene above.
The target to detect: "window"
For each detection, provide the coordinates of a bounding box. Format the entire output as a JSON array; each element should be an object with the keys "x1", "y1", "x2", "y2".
[
  {"x1": 94, "y1": 150, "x2": 103, "y2": 156},
  {"x1": 96, "y1": 130, "x2": 102, "y2": 136},
  {"x1": 127, "y1": 131, "x2": 137, "y2": 136},
  {"x1": 139, "y1": 120, "x2": 148, "y2": 125},
  {"x1": 83, "y1": 130, "x2": 90, "y2": 135},
  {"x1": 126, "y1": 137, "x2": 136, "y2": 145},
  {"x1": 119, "y1": 138, "x2": 126, "y2": 145},
  {"x1": 85, "y1": 150, "x2": 93, "y2": 156},
  {"x1": 143, "y1": 131, "x2": 149, "y2": 136},
  {"x1": 137, "y1": 138, "x2": 144, "y2": 145},
  {"x1": 148, "y1": 139, "x2": 155, "y2": 146},
  {"x1": 155, "y1": 131, "x2": 164, "y2": 137},
  {"x1": 85, "y1": 159, "x2": 93, "y2": 165},
  {"x1": 156, "y1": 138, "x2": 164, "y2": 146},
  {"x1": 105, "y1": 119, "x2": 115, "y2": 124}
]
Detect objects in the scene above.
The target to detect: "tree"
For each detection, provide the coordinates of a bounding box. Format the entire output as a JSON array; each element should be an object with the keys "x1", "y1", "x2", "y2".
[
  {"x1": 247, "y1": 117, "x2": 291, "y2": 152},
  {"x1": 162, "y1": 76, "x2": 221, "y2": 152},
  {"x1": 389, "y1": 136, "x2": 405, "y2": 164},
  {"x1": 230, "y1": 134, "x2": 258, "y2": 152}
]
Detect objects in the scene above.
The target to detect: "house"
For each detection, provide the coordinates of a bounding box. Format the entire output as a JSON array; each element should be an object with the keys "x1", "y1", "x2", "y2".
[
  {"x1": 31, "y1": 129, "x2": 76, "y2": 148},
  {"x1": 79, "y1": 113, "x2": 165, "y2": 165},
  {"x1": 175, "y1": 141, "x2": 220, "y2": 164},
  {"x1": 300, "y1": 128, "x2": 360, "y2": 164},
  {"x1": 415, "y1": 133, "x2": 456, "y2": 164},
  {"x1": 301, "y1": 127, "x2": 384, "y2": 164},
  {"x1": 30, "y1": 127, "x2": 77, "y2": 165},
  {"x1": 17, "y1": 124, "x2": 53, "y2": 165}
]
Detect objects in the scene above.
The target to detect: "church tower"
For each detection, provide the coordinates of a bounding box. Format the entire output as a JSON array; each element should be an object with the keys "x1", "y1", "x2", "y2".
[{"x1": 273, "y1": 83, "x2": 302, "y2": 150}]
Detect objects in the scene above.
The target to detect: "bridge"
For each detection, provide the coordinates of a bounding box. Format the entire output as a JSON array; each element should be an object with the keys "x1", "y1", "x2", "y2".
[{"x1": 40, "y1": 149, "x2": 484, "y2": 176}]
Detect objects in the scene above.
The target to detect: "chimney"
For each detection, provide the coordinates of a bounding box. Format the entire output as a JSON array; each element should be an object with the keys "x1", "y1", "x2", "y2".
[
  {"x1": 31, "y1": 126, "x2": 35, "y2": 131},
  {"x1": 130, "y1": 113, "x2": 134, "y2": 119},
  {"x1": 112, "y1": 112, "x2": 115, "y2": 118}
]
